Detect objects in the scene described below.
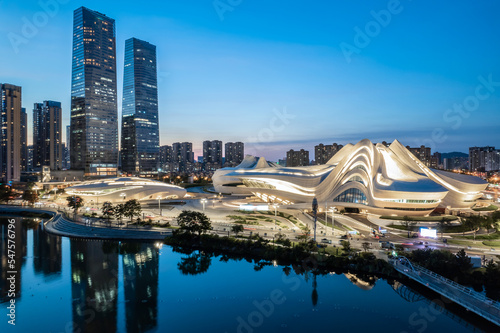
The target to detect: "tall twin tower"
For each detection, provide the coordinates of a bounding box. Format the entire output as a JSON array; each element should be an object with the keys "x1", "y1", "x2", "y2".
[{"x1": 70, "y1": 7, "x2": 159, "y2": 177}]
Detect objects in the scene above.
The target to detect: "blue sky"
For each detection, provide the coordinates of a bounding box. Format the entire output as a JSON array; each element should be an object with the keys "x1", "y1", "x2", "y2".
[{"x1": 1, "y1": 0, "x2": 499, "y2": 160}]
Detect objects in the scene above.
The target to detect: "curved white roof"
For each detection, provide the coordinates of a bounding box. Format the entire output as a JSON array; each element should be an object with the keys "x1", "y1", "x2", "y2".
[{"x1": 213, "y1": 139, "x2": 488, "y2": 214}]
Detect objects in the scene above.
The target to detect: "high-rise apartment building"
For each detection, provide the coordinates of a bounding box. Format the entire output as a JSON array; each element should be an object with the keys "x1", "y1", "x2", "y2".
[
  {"x1": 121, "y1": 38, "x2": 159, "y2": 176},
  {"x1": 65, "y1": 125, "x2": 71, "y2": 169},
  {"x1": 70, "y1": 7, "x2": 118, "y2": 177},
  {"x1": 159, "y1": 145, "x2": 173, "y2": 171},
  {"x1": 286, "y1": 149, "x2": 309, "y2": 167},
  {"x1": 203, "y1": 140, "x2": 223, "y2": 171},
  {"x1": 172, "y1": 142, "x2": 194, "y2": 173},
  {"x1": 469, "y1": 146, "x2": 498, "y2": 172},
  {"x1": 224, "y1": 142, "x2": 244, "y2": 167},
  {"x1": 314, "y1": 143, "x2": 343, "y2": 165},
  {"x1": 406, "y1": 145, "x2": 432, "y2": 167},
  {"x1": 33, "y1": 101, "x2": 63, "y2": 171},
  {"x1": 20, "y1": 107, "x2": 28, "y2": 172},
  {"x1": 0, "y1": 84, "x2": 22, "y2": 182}
]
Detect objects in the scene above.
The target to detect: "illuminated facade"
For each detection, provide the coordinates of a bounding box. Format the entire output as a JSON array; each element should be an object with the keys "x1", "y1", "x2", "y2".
[
  {"x1": 65, "y1": 177, "x2": 186, "y2": 203},
  {"x1": 213, "y1": 139, "x2": 488, "y2": 215},
  {"x1": 121, "y1": 38, "x2": 159, "y2": 176},
  {"x1": 70, "y1": 7, "x2": 118, "y2": 177}
]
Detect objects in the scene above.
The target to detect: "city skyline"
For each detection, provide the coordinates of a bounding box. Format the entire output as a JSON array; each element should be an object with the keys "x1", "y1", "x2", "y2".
[{"x1": 1, "y1": 1, "x2": 500, "y2": 161}]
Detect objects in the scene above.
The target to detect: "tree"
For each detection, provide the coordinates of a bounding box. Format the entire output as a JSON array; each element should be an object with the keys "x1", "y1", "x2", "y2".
[
  {"x1": 231, "y1": 224, "x2": 244, "y2": 236},
  {"x1": 296, "y1": 226, "x2": 311, "y2": 243},
  {"x1": 400, "y1": 216, "x2": 417, "y2": 238},
  {"x1": 114, "y1": 203, "x2": 125, "y2": 225},
  {"x1": 0, "y1": 184, "x2": 14, "y2": 203},
  {"x1": 361, "y1": 242, "x2": 371, "y2": 252},
  {"x1": 123, "y1": 199, "x2": 142, "y2": 223},
  {"x1": 455, "y1": 249, "x2": 472, "y2": 274},
  {"x1": 66, "y1": 196, "x2": 84, "y2": 215},
  {"x1": 22, "y1": 189, "x2": 38, "y2": 206},
  {"x1": 340, "y1": 240, "x2": 351, "y2": 254},
  {"x1": 275, "y1": 232, "x2": 292, "y2": 247},
  {"x1": 464, "y1": 216, "x2": 482, "y2": 241},
  {"x1": 482, "y1": 215, "x2": 497, "y2": 234},
  {"x1": 177, "y1": 210, "x2": 212, "y2": 236},
  {"x1": 101, "y1": 202, "x2": 114, "y2": 220}
]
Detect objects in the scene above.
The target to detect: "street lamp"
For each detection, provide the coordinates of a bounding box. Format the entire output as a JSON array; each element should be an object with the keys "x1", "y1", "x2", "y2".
[
  {"x1": 157, "y1": 196, "x2": 162, "y2": 216},
  {"x1": 201, "y1": 198, "x2": 207, "y2": 213},
  {"x1": 273, "y1": 203, "x2": 279, "y2": 230},
  {"x1": 312, "y1": 198, "x2": 318, "y2": 242},
  {"x1": 325, "y1": 201, "x2": 328, "y2": 226},
  {"x1": 329, "y1": 207, "x2": 336, "y2": 236}
]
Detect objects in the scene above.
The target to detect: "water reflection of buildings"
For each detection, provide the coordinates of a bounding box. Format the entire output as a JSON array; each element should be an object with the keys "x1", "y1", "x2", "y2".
[
  {"x1": 0, "y1": 218, "x2": 27, "y2": 302},
  {"x1": 33, "y1": 225, "x2": 62, "y2": 277},
  {"x1": 122, "y1": 243, "x2": 159, "y2": 333},
  {"x1": 71, "y1": 240, "x2": 119, "y2": 333},
  {"x1": 344, "y1": 273, "x2": 377, "y2": 290}
]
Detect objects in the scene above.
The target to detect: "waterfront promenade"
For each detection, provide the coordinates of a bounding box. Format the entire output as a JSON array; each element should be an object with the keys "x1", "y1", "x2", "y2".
[{"x1": 1, "y1": 206, "x2": 170, "y2": 241}]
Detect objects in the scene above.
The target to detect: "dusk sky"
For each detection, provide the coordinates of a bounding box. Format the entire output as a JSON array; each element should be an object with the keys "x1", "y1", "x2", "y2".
[{"x1": 1, "y1": 0, "x2": 499, "y2": 161}]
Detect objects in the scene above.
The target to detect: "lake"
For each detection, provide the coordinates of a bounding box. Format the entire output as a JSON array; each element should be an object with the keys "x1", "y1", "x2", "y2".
[{"x1": 0, "y1": 217, "x2": 496, "y2": 332}]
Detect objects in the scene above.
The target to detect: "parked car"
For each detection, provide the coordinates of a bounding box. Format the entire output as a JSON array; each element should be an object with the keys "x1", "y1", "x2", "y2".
[{"x1": 321, "y1": 238, "x2": 332, "y2": 244}]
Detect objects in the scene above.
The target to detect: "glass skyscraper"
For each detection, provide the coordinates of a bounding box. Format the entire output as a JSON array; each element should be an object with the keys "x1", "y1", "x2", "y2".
[
  {"x1": 121, "y1": 38, "x2": 159, "y2": 175},
  {"x1": 70, "y1": 7, "x2": 118, "y2": 177}
]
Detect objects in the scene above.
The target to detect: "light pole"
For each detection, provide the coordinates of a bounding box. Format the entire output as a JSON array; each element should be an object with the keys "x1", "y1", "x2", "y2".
[
  {"x1": 201, "y1": 198, "x2": 207, "y2": 213},
  {"x1": 157, "y1": 196, "x2": 162, "y2": 216},
  {"x1": 329, "y1": 207, "x2": 336, "y2": 236},
  {"x1": 312, "y1": 198, "x2": 318, "y2": 242},
  {"x1": 273, "y1": 203, "x2": 279, "y2": 230},
  {"x1": 325, "y1": 201, "x2": 328, "y2": 226}
]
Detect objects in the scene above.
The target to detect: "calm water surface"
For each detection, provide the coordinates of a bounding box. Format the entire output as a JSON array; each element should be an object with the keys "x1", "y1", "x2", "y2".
[{"x1": 0, "y1": 218, "x2": 496, "y2": 332}]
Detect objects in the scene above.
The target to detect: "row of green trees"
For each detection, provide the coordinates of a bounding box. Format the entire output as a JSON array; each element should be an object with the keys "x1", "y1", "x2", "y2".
[
  {"x1": 65, "y1": 196, "x2": 142, "y2": 224},
  {"x1": 100, "y1": 200, "x2": 142, "y2": 223}
]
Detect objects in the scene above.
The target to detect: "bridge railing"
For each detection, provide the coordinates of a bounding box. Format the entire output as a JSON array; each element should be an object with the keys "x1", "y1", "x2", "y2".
[{"x1": 391, "y1": 257, "x2": 500, "y2": 316}]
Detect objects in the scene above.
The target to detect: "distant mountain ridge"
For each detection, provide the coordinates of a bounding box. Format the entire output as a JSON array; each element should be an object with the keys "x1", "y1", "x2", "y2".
[{"x1": 441, "y1": 152, "x2": 468, "y2": 159}]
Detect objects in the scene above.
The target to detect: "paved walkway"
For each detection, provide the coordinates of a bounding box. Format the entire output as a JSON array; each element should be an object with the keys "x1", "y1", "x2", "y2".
[{"x1": 44, "y1": 213, "x2": 171, "y2": 240}]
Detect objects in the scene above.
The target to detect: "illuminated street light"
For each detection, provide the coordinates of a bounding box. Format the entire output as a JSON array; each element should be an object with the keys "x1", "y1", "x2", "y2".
[
  {"x1": 201, "y1": 198, "x2": 207, "y2": 213},
  {"x1": 273, "y1": 203, "x2": 279, "y2": 230}
]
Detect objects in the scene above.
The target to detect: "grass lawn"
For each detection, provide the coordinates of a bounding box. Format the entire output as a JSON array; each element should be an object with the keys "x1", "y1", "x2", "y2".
[
  {"x1": 472, "y1": 204, "x2": 498, "y2": 212},
  {"x1": 380, "y1": 215, "x2": 458, "y2": 222},
  {"x1": 482, "y1": 240, "x2": 500, "y2": 247},
  {"x1": 460, "y1": 230, "x2": 500, "y2": 240}
]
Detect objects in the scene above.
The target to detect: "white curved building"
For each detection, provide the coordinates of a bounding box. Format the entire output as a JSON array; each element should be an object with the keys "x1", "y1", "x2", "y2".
[
  {"x1": 213, "y1": 139, "x2": 487, "y2": 216},
  {"x1": 65, "y1": 177, "x2": 187, "y2": 203}
]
